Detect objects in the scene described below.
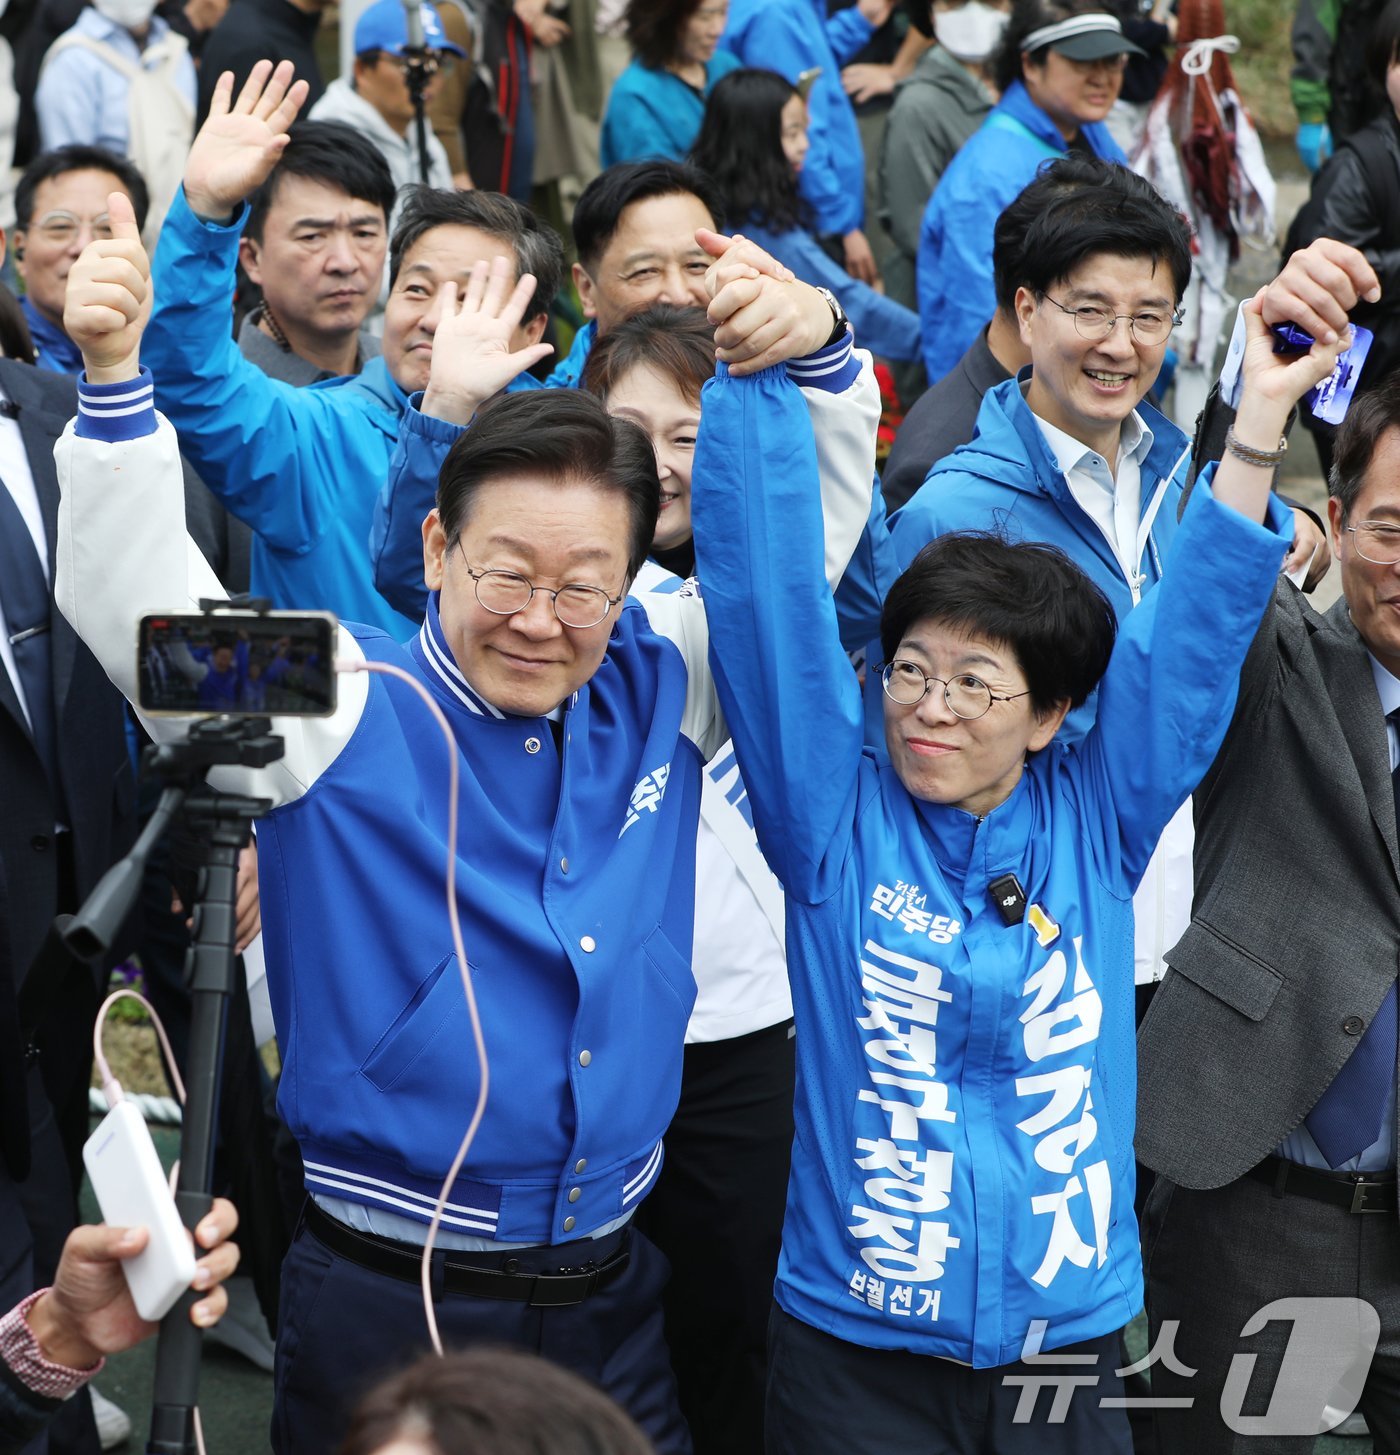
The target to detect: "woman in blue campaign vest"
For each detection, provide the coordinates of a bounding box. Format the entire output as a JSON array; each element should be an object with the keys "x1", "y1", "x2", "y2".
[
  {"x1": 692, "y1": 256, "x2": 1347, "y2": 1450},
  {"x1": 916, "y1": 3, "x2": 1139, "y2": 385}
]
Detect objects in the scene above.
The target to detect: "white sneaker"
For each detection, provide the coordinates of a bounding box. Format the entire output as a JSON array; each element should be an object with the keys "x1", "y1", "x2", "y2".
[
  {"x1": 1333, "y1": 1409, "x2": 1370, "y2": 1437},
  {"x1": 90, "y1": 1387, "x2": 132, "y2": 1450}
]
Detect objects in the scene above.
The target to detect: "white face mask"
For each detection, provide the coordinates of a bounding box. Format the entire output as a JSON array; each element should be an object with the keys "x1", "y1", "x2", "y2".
[
  {"x1": 93, "y1": 0, "x2": 158, "y2": 30},
  {"x1": 933, "y1": 2, "x2": 1009, "y2": 64}
]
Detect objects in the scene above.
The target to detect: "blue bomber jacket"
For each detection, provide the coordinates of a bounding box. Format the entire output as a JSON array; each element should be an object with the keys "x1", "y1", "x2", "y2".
[
  {"x1": 692, "y1": 359, "x2": 1290, "y2": 1364},
  {"x1": 54, "y1": 355, "x2": 876, "y2": 1246}
]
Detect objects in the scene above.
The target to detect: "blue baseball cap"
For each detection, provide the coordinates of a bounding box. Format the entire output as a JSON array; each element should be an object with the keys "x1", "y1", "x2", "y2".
[{"x1": 354, "y1": 0, "x2": 465, "y2": 57}]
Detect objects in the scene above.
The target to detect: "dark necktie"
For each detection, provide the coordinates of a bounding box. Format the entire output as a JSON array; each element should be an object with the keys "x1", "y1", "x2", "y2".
[
  {"x1": 0, "y1": 480, "x2": 64, "y2": 812},
  {"x1": 1304, "y1": 711, "x2": 1400, "y2": 1167}
]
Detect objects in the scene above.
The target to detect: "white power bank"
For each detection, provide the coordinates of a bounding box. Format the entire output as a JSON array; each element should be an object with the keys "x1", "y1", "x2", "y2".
[{"x1": 83, "y1": 1101, "x2": 197, "y2": 1322}]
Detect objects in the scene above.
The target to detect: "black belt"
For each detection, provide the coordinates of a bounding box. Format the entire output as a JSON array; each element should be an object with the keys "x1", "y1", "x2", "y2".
[
  {"x1": 1246, "y1": 1154, "x2": 1397, "y2": 1214},
  {"x1": 304, "y1": 1198, "x2": 631, "y2": 1306}
]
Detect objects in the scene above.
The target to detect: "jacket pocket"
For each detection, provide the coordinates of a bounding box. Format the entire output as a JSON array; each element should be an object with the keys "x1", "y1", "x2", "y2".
[
  {"x1": 360, "y1": 953, "x2": 466, "y2": 1092},
  {"x1": 1164, "y1": 922, "x2": 1283, "y2": 1022},
  {"x1": 642, "y1": 923, "x2": 698, "y2": 1020}
]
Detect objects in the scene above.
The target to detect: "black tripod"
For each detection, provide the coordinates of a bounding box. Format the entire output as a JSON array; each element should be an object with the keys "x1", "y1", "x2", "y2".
[{"x1": 63, "y1": 716, "x2": 283, "y2": 1455}]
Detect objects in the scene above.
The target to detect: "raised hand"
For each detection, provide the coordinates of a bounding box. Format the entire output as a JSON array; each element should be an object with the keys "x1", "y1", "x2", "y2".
[
  {"x1": 63, "y1": 191, "x2": 149, "y2": 384},
  {"x1": 1239, "y1": 286, "x2": 1348, "y2": 415},
  {"x1": 1262, "y1": 238, "x2": 1380, "y2": 346},
  {"x1": 183, "y1": 60, "x2": 310, "y2": 222},
  {"x1": 419, "y1": 256, "x2": 555, "y2": 424},
  {"x1": 697, "y1": 227, "x2": 834, "y2": 375}
]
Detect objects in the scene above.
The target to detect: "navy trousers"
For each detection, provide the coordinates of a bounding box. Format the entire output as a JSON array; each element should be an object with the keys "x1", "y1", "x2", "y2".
[
  {"x1": 272, "y1": 1210, "x2": 690, "y2": 1455},
  {"x1": 765, "y1": 1304, "x2": 1135, "y2": 1455}
]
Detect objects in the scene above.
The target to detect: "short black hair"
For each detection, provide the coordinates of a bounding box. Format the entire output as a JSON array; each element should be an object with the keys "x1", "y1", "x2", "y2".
[
  {"x1": 690, "y1": 68, "x2": 804, "y2": 234},
  {"x1": 880, "y1": 532, "x2": 1117, "y2": 715},
  {"x1": 573, "y1": 160, "x2": 722, "y2": 274},
  {"x1": 1014, "y1": 159, "x2": 1192, "y2": 306},
  {"x1": 339, "y1": 1348, "x2": 657, "y2": 1455},
  {"x1": 389, "y1": 187, "x2": 565, "y2": 320},
  {"x1": 245, "y1": 121, "x2": 397, "y2": 245},
  {"x1": 15, "y1": 144, "x2": 150, "y2": 232},
  {"x1": 436, "y1": 389, "x2": 660, "y2": 580},
  {"x1": 993, "y1": 0, "x2": 1104, "y2": 95},
  {"x1": 993, "y1": 155, "x2": 1122, "y2": 314},
  {"x1": 1330, "y1": 370, "x2": 1400, "y2": 520}
]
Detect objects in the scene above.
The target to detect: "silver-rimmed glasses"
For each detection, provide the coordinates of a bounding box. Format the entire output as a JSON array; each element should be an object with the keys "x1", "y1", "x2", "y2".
[
  {"x1": 879, "y1": 660, "x2": 1031, "y2": 719},
  {"x1": 1347, "y1": 522, "x2": 1400, "y2": 565},
  {"x1": 459, "y1": 551, "x2": 623, "y2": 629},
  {"x1": 1041, "y1": 293, "x2": 1184, "y2": 345}
]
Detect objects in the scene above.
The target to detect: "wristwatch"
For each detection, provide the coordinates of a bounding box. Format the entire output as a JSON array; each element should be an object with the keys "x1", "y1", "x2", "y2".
[{"x1": 813, "y1": 287, "x2": 850, "y2": 347}]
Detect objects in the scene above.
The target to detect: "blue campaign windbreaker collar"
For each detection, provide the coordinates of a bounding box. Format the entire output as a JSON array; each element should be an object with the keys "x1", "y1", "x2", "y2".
[
  {"x1": 22, "y1": 297, "x2": 82, "y2": 376},
  {"x1": 909, "y1": 766, "x2": 1037, "y2": 883},
  {"x1": 997, "y1": 79, "x2": 1126, "y2": 163},
  {"x1": 941, "y1": 372, "x2": 1188, "y2": 524}
]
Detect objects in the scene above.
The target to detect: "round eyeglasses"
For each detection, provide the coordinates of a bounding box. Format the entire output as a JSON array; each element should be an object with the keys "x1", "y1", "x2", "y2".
[
  {"x1": 1347, "y1": 522, "x2": 1400, "y2": 566},
  {"x1": 879, "y1": 660, "x2": 1031, "y2": 719},
  {"x1": 460, "y1": 553, "x2": 623, "y2": 629},
  {"x1": 1041, "y1": 293, "x2": 1183, "y2": 345},
  {"x1": 33, "y1": 210, "x2": 112, "y2": 245}
]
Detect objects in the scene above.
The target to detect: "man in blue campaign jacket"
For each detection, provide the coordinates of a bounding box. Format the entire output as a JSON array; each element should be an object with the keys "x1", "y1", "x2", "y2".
[
  {"x1": 690, "y1": 245, "x2": 1342, "y2": 1453},
  {"x1": 140, "y1": 63, "x2": 560, "y2": 640},
  {"x1": 894, "y1": 166, "x2": 1198, "y2": 1001},
  {"x1": 55, "y1": 190, "x2": 879, "y2": 1455},
  {"x1": 721, "y1": 0, "x2": 889, "y2": 283},
  {"x1": 916, "y1": 8, "x2": 1137, "y2": 385}
]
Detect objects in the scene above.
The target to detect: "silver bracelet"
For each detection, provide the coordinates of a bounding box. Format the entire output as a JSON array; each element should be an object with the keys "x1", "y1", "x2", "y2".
[{"x1": 1224, "y1": 424, "x2": 1288, "y2": 469}]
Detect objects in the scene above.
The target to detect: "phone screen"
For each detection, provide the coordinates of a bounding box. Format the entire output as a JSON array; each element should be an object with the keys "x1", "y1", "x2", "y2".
[{"x1": 137, "y1": 612, "x2": 337, "y2": 717}]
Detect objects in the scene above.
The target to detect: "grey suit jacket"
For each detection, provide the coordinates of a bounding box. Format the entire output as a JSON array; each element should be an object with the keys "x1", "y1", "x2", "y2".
[{"x1": 1136, "y1": 578, "x2": 1400, "y2": 1188}]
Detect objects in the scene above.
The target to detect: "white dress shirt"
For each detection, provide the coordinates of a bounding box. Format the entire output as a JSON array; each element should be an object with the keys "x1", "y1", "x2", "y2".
[{"x1": 1031, "y1": 406, "x2": 1156, "y2": 595}]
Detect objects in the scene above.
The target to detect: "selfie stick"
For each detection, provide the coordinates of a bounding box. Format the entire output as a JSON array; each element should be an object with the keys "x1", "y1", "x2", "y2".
[
  {"x1": 401, "y1": 0, "x2": 433, "y2": 184},
  {"x1": 63, "y1": 710, "x2": 282, "y2": 1455}
]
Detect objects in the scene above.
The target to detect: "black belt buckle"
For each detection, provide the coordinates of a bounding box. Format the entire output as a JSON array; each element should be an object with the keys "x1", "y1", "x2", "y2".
[
  {"x1": 528, "y1": 1262, "x2": 598, "y2": 1308},
  {"x1": 1350, "y1": 1177, "x2": 1387, "y2": 1214}
]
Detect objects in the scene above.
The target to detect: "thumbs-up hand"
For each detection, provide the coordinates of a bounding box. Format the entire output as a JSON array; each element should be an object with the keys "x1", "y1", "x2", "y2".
[{"x1": 63, "y1": 191, "x2": 150, "y2": 384}]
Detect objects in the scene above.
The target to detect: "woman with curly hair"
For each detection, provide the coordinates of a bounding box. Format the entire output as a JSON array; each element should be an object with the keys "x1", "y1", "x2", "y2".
[{"x1": 601, "y1": 0, "x2": 740, "y2": 168}]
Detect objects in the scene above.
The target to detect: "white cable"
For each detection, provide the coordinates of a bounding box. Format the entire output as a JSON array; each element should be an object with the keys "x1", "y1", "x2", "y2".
[{"x1": 335, "y1": 655, "x2": 488, "y2": 1358}]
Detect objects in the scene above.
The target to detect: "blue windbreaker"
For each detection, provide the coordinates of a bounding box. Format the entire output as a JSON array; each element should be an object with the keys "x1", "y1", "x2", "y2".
[
  {"x1": 601, "y1": 51, "x2": 742, "y2": 168},
  {"x1": 916, "y1": 82, "x2": 1126, "y2": 385},
  {"x1": 692, "y1": 358, "x2": 1290, "y2": 1365},
  {"x1": 889, "y1": 374, "x2": 1192, "y2": 743},
  {"x1": 721, "y1": 0, "x2": 870, "y2": 237},
  {"x1": 143, "y1": 188, "x2": 416, "y2": 640}
]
